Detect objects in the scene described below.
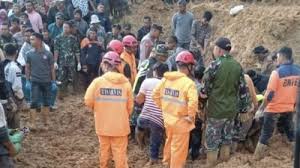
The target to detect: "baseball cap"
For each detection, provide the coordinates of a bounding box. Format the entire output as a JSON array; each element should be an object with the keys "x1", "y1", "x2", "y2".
[
  {"x1": 155, "y1": 44, "x2": 168, "y2": 56},
  {"x1": 215, "y1": 37, "x2": 232, "y2": 51},
  {"x1": 55, "y1": 12, "x2": 64, "y2": 19}
]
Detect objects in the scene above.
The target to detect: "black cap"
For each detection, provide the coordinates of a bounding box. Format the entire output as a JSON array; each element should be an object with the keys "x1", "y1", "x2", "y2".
[
  {"x1": 253, "y1": 45, "x2": 269, "y2": 54},
  {"x1": 215, "y1": 37, "x2": 231, "y2": 51},
  {"x1": 151, "y1": 24, "x2": 163, "y2": 33}
]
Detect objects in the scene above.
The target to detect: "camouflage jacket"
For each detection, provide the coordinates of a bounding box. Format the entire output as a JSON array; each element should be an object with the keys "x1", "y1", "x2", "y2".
[
  {"x1": 200, "y1": 54, "x2": 251, "y2": 119},
  {"x1": 0, "y1": 34, "x2": 18, "y2": 50},
  {"x1": 54, "y1": 34, "x2": 80, "y2": 67}
]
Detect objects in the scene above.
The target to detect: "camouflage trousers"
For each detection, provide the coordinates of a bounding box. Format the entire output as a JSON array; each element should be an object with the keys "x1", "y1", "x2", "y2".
[
  {"x1": 57, "y1": 65, "x2": 78, "y2": 97},
  {"x1": 233, "y1": 118, "x2": 254, "y2": 142},
  {"x1": 206, "y1": 118, "x2": 234, "y2": 151}
]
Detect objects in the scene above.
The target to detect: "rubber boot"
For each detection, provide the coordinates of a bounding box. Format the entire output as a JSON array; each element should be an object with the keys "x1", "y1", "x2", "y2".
[
  {"x1": 231, "y1": 141, "x2": 238, "y2": 154},
  {"x1": 41, "y1": 107, "x2": 50, "y2": 131},
  {"x1": 254, "y1": 142, "x2": 268, "y2": 160},
  {"x1": 29, "y1": 109, "x2": 37, "y2": 131},
  {"x1": 205, "y1": 151, "x2": 218, "y2": 168},
  {"x1": 219, "y1": 145, "x2": 231, "y2": 162}
]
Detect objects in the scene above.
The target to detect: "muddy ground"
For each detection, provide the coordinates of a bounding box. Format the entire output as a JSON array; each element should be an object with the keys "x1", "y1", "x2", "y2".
[{"x1": 15, "y1": 94, "x2": 294, "y2": 168}]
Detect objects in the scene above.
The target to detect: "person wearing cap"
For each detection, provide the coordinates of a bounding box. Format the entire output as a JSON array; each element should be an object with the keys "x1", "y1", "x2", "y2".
[
  {"x1": 139, "y1": 24, "x2": 163, "y2": 64},
  {"x1": 133, "y1": 44, "x2": 169, "y2": 95},
  {"x1": 135, "y1": 63, "x2": 169, "y2": 165},
  {"x1": 84, "y1": 51, "x2": 133, "y2": 168},
  {"x1": 93, "y1": 3, "x2": 112, "y2": 33},
  {"x1": 190, "y1": 11, "x2": 213, "y2": 67},
  {"x1": 137, "y1": 16, "x2": 152, "y2": 42},
  {"x1": 48, "y1": 12, "x2": 64, "y2": 39},
  {"x1": 47, "y1": 0, "x2": 71, "y2": 25},
  {"x1": 19, "y1": 12, "x2": 32, "y2": 29},
  {"x1": 254, "y1": 47, "x2": 300, "y2": 160},
  {"x1": 25, "y1": 1, "x2": 43, "y2": 33},
  {"x1": 88, "y1": 14, "x2": 106, "y2": 47},
  {"x1": 152, "y1": 51, "x2": 198, "y2": 168},
  {"x1": 171, "y1": 0, "x2": 194, "y2": 50},
  {"x1": 25, "y1": 32, "x2": 56, "y2": 131},
  {"x1": 253, "y1": 46, "x2": 277, "y2": 76},
  {"x1": 200, "y1": 37, "x2": 250, "y2": 167}
]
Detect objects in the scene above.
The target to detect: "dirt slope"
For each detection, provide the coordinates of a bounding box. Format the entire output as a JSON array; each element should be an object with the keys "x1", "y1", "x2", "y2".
[{"x1": 125, "y1": 0, "x2": 300, "y2": 67}]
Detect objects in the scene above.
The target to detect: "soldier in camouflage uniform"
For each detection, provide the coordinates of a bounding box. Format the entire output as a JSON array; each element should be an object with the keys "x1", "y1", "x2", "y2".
[
  {"x1": 252, "y1": 45, "x2": 277, "y2": 76},
  {"x1": 54, "y1": 21, "x2": 80, "y2": 99},
  {"x1": 200, "y1": 38, "x2": 250, "y2": 167}
]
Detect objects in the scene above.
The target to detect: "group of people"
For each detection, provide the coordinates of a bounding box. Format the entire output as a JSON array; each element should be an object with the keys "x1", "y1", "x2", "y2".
[{"x1": 0, "y1": 0, "x2": 299, "y2": 167}]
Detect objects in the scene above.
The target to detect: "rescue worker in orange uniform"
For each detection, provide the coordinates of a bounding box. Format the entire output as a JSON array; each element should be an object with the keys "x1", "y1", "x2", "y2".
[
  {"x1": 254, "y1": 47, "x2": 300, "y2": 160},
  {"x1": 107, "y1": 40, "x2": 132, "y2": 80},
  {"x1": 84, "y1": 51, "x2": 134, "y2": 168},
  {"x1": 152, "y1": 51, "x2": 198, "y2": 168},
  {"x1": 121, "y1": 35, "x2": 138, "y2": 85}
]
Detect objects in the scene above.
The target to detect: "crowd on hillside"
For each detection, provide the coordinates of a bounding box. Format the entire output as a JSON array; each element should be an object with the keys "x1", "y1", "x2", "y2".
[{"x1": 0, "y1": 0, "x2": 299, "y2": 168}]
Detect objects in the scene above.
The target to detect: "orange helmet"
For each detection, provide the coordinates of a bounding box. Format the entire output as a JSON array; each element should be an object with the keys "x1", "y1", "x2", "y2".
[
  {"x1": 122, "y1": 35, "x2": 138, "y2": 47},
  {"x1": 176, "y1": 51, "x2": 196, "y2": 65},
  {"x1": 107, "y1": 40, "x2": 123, "y2": 55},
  {"x1": 102, "y1": 51, "x2": 121, "y2": 66}
]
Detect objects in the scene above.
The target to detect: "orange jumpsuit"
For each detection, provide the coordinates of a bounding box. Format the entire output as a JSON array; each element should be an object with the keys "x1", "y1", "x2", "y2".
[
  {"x1": 120, "y1": 50, "x2": 137, "y2": 85},
  {"x1": 152, "y1": 72, "x2": 198, "y2": 168},
  {"x1": 84, "y1": 72, "x2": 134, "y2": 168}
]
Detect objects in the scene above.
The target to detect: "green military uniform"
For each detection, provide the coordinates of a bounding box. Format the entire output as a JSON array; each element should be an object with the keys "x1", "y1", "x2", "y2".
[
  {"x1": 54, "y1": 34, "x2": 80, "y2": 96},
  {"x1": 200, "y1": 54, "x2": 250, "y2": 151}
]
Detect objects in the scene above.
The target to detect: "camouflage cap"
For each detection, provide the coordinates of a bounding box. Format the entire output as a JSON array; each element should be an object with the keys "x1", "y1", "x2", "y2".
[{"x1": 155, "y1": 44, "x2": 168, "y2": 56}]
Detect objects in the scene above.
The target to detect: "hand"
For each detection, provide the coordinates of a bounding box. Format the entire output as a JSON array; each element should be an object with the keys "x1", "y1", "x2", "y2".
[
  {"x1": 77, "y1": 63, "x2": 81, "y2": 71},
  {"x1": 82, "y1": 65, "x2": 88, "y2": 73},
  {"x1": 51, "y1": 81, "x2": 57, "y2": 92},
  {"x1": 54, "y1": 62, "x2": 59, "y2": 70},
  {"x1": 25, "y1": 80, "x2": 31, "y2": 91}
]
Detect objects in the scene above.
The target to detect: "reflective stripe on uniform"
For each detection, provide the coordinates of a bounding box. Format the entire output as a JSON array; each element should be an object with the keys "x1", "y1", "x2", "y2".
[
  {"x1": 95, "y1": 97, "x2": 127, "y2": 103},
  {"x1": 162, "y1": 96, "x2": 187, "y2": 105}
]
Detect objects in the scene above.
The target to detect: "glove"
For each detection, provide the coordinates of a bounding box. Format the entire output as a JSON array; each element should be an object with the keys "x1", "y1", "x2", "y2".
[
  {"x1": 77, "y1": 63, "x2": 81, "y2": 71},
  {"x1": 54, "y1": 62, "x2": 59, "y2": 70},
  {"x1": 239, "y1": 112, "x2": 252, "y2": 123},
  {"x1": 25, "y1": 80, "x2": 31, "y2": 91},
  {"x1": 51, "y1": 81, "x2": 57, "y2": 92}
]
